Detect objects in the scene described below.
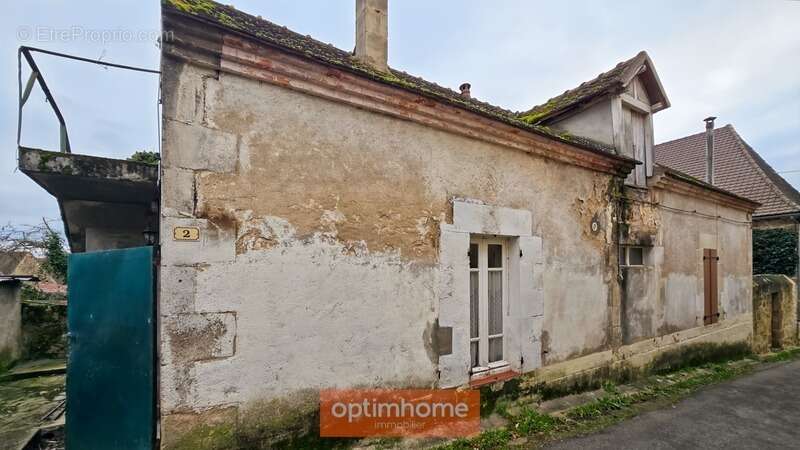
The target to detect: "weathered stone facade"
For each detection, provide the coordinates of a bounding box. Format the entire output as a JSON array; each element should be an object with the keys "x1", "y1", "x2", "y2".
[
  {"x1": 620, "y1": 177, "x2": 754, "y2": 345},
  {"x1": 158, "y1": 55, "x2": 626, "y2": 418}
]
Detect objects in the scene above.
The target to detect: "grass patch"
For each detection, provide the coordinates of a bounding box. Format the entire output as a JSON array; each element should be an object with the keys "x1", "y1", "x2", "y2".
[
  {"x1": 567, "y1": 394, "x2": 634, "y2": 420},
  {"x1": 762, "y1": 348, "x2": 800, "y2": 363},
  {"x1": 512, "y1": 408, "x2": 561, "y2": 435},
  {"x1": 437, "y1": 428, "x2": 512, "y2": 450}
]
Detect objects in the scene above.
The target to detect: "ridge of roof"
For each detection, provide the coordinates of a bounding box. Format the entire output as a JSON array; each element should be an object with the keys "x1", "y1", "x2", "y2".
[
  {"x1": 726, "y1": 126, "x2": 800, "y2": 214},
  {"x1": 161, "y1": 0, "x2": 623, "y2": 156},
  {"x1": 517, "y1": 51, "x2": 649, "y2": 125},
  {"x1": 654, "y1": 124, "x2": 800, "y2": 217}
]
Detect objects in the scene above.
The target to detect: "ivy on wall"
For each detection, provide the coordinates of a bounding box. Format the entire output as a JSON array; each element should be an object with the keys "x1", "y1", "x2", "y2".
[
  {"x1": 20, "y1": 285, "x2": 67, "y2": 360},
  {"x1": 753, "y1": 228, "x2": 799, "y2": 276}
]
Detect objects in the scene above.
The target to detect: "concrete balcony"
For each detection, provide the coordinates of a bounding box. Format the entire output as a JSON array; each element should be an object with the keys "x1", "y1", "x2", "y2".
[{"x1": 18, "y1": 147, "x2": 158, "y2": 253}]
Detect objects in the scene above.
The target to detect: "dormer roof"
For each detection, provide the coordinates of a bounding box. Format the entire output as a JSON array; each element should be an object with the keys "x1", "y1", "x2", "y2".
[{"x1": 519, "y1": 51, "x2": 670, "y2": 125}]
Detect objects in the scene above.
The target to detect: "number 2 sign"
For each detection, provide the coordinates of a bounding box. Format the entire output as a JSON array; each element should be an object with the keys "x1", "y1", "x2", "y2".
[{"x1": 173, "y1": 227, "x2": 200, "y2": 241}]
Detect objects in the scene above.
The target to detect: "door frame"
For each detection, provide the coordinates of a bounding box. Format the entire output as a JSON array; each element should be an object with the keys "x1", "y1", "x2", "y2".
[{"x1": 469, "y1": 235, "x2": 510, "y2": 374}]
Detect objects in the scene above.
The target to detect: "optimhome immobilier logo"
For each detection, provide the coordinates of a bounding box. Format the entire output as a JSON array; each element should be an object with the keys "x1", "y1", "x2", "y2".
[{"x1": 320, "y1": 389, "x2": 480, "y2": 437}]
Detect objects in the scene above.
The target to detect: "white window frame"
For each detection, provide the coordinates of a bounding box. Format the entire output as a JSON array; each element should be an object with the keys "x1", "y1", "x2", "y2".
[
  {"x1": 619, "y1": 245, "x2": 645, "y2": 267},
  {"x1": 469, "y1": 236, "x2": 509, "y2": 374}
]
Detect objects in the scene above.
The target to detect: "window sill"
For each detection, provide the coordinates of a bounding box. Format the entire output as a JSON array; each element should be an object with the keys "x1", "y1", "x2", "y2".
[{"x1": 469, "y1": 367, "x2": 519, "y2": 388}]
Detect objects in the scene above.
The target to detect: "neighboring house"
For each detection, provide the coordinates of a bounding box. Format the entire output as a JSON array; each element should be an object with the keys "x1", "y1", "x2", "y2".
[
  {"x1": 0, "y1": 251, "x2": 67, "y2": 296},
  {"x1": 655, "y1": 124, "x2": 800, "y2": 279},
  {"x1": 0, "y1": 252, "x2": 41, "y2": 277},
  {"x1": 16, "y1": 0, "x2": 760, "y2": 445}
]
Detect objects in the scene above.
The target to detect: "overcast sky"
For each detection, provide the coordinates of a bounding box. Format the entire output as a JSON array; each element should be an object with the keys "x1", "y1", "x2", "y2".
[{"x1": 3, "y1": 0, "x2": 799, "y2": 232}]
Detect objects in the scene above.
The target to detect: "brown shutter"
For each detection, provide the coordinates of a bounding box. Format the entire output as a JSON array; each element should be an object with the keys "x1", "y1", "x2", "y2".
[
  {"x1": 710, "y1": 249, "x2": 719, "y2": 324},
  {"x1": 703, "y1": 249, "x2": 719, "y2": 325}
]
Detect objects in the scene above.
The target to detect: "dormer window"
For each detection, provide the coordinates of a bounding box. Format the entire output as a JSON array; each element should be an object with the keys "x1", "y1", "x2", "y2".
[
  {"x1": 517, "y1": 51, "x2": 669, "y2": 190},
  {"x1": 619, "y1": 101, "x2": 652, "y2": 187}
]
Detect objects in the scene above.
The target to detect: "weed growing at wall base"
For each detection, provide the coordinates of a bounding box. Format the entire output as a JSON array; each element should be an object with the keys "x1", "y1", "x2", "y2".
[{"x1": 434, "y1": 350, "x2": 800, "y2": 450}]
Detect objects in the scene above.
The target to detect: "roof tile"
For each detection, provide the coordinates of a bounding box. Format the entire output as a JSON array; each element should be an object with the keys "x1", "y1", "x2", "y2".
[
  {"x1": 655, "y1": 125, "x2": 800, "y2": 217},
  {"x1": 517, "y1": 52, "x2": 649, "y2": 124}
]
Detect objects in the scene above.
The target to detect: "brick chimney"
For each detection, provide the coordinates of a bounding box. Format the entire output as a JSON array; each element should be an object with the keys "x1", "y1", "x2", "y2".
[
  {"x1": 459, "y1": 83, "x2": 471, "y2": 98},
  {"x1": 355, "y1": 0, "x2": 388, "y2": 72},
  {"x1": 704, "y1": 116, "x2": 716, "y2": 184}
]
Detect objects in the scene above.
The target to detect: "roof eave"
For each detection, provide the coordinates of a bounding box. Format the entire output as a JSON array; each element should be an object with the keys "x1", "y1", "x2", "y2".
[
  {"x1": 162, "y1": 5, "x2": 635, "y2": 172},
  {"x1": 653, "y1": 165, "x2": 761, "y2": 212},
  {"x1": 753, "y1": 212, "x2": 800, "y2": 221}
]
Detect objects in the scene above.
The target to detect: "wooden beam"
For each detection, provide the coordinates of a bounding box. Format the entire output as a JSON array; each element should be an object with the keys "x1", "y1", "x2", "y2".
[
  {"x1": 621, "y1": 93, "x2": 651, "y2": 114},
  {"x1": 611, "y1": 96, "x2": 623, "y2": 153}
]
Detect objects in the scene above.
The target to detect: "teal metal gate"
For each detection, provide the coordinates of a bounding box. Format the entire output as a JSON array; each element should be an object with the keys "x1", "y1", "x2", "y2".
[{"x1": 67, "y1": 246, "x2": 155, "y2": 449}]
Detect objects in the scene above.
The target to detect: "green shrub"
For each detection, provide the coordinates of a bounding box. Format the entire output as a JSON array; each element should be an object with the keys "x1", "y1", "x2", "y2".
[
  {"x1": 128, "y1": 150, "x2": 161, "y2": 165},
  {"x1": 753, "y1": 228, "x2": 798, "y2": 276}
]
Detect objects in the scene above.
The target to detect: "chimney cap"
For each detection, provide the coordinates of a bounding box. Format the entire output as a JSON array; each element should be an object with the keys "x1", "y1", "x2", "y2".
[
  {"x1": 703, "y1": 116, "x2": 717, "y2": 123},
  {"x1": 459, "y1": 82, "x2": 471, "y2": 97}
]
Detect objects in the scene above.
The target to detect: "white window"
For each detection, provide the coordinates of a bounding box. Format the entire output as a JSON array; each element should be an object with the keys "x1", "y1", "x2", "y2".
[
  {"x1": 619, "y1": 246, "x2": 645, "y2": 266},
  {"x1": 469, "y1": 237, "x2": 508, "y2": 373}
]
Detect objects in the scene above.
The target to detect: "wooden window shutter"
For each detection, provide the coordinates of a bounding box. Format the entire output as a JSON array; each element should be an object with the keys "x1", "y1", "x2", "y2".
[{"x1": 703, "y1": 249, "x2": 719, "y2": 325}]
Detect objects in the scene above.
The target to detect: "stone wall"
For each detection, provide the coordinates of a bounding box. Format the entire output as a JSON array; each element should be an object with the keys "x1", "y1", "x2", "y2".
[
  {"x1": 0, "y1": 282, "x2": 22, "y2": 370},
  {"x1": 159, "y1": 56, "x2": 623, "y2": 422},
  {"x1": 619, "y1": 186, "x2": 753, "y2": 345},
  {"x1": 752, "y1": 274, "x2": 797, "y2": 353}
]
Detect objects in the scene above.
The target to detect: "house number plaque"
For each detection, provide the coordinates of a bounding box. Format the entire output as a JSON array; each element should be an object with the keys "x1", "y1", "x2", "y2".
[{"x1": 173, "y1": 227, "x2": 200, "y2": 241}]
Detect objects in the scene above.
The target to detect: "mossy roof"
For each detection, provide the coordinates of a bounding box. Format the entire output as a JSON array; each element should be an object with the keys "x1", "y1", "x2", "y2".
[
  {"x1": 518, "y1": 51, "x2": 649, "y2": 125},
  {"x1": 162, "y1": 0, "x2": 622, "y2": 156},
  {"x1": 656, "y1": 125, "x2": 796, "y2": 217}
]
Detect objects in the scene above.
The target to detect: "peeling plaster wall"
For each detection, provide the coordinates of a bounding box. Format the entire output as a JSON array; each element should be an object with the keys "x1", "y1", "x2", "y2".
[
  {"x1": 621, "y1": 187, "x2": 753, "y2": 344},
  {"x1": 158, "y1": 57, "x2": 621, "y2": 418}
]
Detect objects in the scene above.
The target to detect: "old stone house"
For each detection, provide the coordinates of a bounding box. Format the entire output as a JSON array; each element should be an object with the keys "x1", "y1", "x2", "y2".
[
  {"x1": 153, "y1": 0, "x2": 758, "y2": 438},
  {"x1": 17, "y1": 0, "x2": 761, "y2": 445}
]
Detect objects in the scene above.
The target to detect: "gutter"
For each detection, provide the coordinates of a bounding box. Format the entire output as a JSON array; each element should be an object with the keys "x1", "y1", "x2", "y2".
[{"x1": 753, "y1": 212, "x2": 800, "y2": 222}]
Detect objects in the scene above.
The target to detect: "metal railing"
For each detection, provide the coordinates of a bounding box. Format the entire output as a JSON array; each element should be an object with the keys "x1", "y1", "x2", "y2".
[{"x1": 17, "y1": 45, "x2": 160, "y2": 154}]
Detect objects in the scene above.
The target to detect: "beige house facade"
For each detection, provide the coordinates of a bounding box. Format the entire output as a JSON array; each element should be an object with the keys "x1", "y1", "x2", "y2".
[{"x1": 152, "y1": 0, "x2": 760, "y2": 440}]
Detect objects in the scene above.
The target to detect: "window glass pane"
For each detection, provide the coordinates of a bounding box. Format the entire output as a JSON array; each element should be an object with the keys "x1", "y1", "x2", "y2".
[
  {"x1": 469, "y1": 243, "x2": 478, "y2": 269},
  {"x1": 488, "y1": 271, "x2": 503, "y2": 335},
  {"x1": 629, "y1": 247, "x2": 644, "y2": 265},
  {"x1": 488, "y1": 244, "x2": 503, "y2": 268},
  {"x1": 489, "y1": 337, "x2": 503, "y2": 363},
  {"x1": 470, "y1": 272, "x2": 479, "y2": 339},
  {"x1": 619, "y1": 247, "x2": 627, "y2": 265},
  {"x1": 471, "y1": 341, "x2": 479, "y2": 368}
]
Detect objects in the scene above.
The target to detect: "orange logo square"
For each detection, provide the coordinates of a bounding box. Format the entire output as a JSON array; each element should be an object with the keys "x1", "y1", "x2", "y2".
[{"x1": 319, "y1": 389, "x2": 480, "y2": 437}]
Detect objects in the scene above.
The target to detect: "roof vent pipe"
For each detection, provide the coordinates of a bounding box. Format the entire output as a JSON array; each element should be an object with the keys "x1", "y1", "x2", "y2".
[
  {"x1": 355, "y1": 0, "x2": 389, "y2": 72},
  {"x1": 459, "y1": 83, "x2": 471, "y2": 98},
  {"x1": 704, "y1": 116, "x2": 716, "y2": 185}
]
